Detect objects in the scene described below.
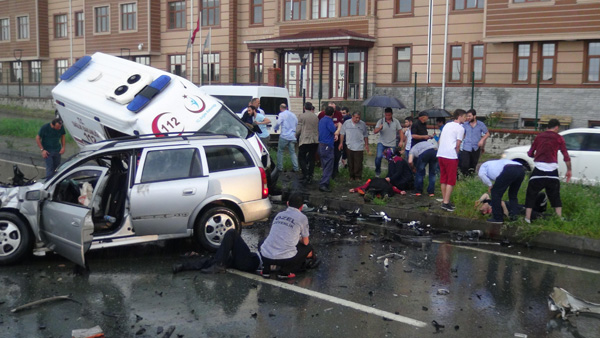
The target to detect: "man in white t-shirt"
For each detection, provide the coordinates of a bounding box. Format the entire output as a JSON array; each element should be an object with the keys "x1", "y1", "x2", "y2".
[{"x1": 436, "y1": 109, "x2": 467, "y2": 212}]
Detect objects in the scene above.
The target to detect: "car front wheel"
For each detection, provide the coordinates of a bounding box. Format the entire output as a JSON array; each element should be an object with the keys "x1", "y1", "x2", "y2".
[
  {"x1": 0, "y1": 212, "x2": 32, "y2": 265},
  {"x1": 195, "y1": 207, "x2": 241, "y2": 252}
]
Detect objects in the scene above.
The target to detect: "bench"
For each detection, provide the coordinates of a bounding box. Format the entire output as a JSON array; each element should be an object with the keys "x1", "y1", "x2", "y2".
[
  {"x1": 538, "y1": 115, "x2": 572, "y2": 131},
  {"x1": 489, "y1": 111, "x2": 520, "y2": 129}
]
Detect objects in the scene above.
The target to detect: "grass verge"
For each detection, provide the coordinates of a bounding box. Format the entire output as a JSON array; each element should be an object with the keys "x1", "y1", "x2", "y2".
[{"x1": 0, "y1": 117, "x2": 75, "y2": 144}]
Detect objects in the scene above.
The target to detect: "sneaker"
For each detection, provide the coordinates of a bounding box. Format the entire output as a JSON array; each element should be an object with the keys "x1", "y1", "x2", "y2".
[
  {"x1": 305, "y1": 257, "x2": 321, "y2": 269},
  {"x1": 486, "y1": 218, "x2": 503, "y2": 224},
  {"x1": 411, "y1": 192, "x2": 422, "y2": 197},
  {"x1": 277, "y1": 272, "x2": 296, "y2": 280},
  {"x1": 319, "y1": 185, "x2": 331, "y2": 192},
  {"x1": 200, "y1": 264, "x2": 226, "y2": 274},
  {"x1": 260, "y1": 271, "x2": 271, "y2": 278},
  {"x1": 428, "y1": 194, "x2": 435, "y2": 197},
  {"x1": 441, "y1": 203, "x2": 455, "y2": 212},
  {"x1": 524, "y1": 218, "x2": 531, "y2": 224},
  {"x1": 375, "y1": 173, "x2": 380, "y2": 178}
]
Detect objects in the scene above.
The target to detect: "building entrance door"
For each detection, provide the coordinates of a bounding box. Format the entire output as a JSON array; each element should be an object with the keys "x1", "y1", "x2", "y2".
[{"x1": 285, "y1": 52, "x2": 311, "y2": 98}]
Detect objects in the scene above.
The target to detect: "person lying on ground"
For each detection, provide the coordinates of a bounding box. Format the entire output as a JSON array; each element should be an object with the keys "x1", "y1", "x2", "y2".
[
  {"x1": 348, "y1": 177, "x2": 405, "y2": 202},
  {"x1": 259, "y1": 192, "x2": 319, "y2": 279},
  {"x1": 385, "y1": 148, "x2": 414, "y2": 193}
]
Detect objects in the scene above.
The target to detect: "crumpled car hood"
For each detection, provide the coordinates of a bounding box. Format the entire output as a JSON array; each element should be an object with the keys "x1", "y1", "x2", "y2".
[{"x1": 0, "y1": 182, "x2": 43, "y2": 209}]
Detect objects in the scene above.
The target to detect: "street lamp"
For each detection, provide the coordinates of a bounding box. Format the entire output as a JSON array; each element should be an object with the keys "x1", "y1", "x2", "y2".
[{"x1": 13, "y1": 49, "x2": 23, "y2": 97}]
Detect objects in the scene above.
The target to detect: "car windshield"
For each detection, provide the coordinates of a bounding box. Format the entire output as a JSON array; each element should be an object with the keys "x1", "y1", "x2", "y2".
[
  {"x1": 198, "y1": 106, "x2": 252, "y2": 139},
  {"x1": 55, "y1": 151, "x2": 94, "y2": 172}
]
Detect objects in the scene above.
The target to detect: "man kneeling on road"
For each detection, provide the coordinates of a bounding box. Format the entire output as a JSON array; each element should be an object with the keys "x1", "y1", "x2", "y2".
[
  {"x1": 478, "y1": 159, "x2": 526, "y2": 224},
  {"x1": 260, "y1": 192, "x2": 317, "y2": 279},
  {"x1": 173, "y1": 193, "x2": 318, "y2": 278}
]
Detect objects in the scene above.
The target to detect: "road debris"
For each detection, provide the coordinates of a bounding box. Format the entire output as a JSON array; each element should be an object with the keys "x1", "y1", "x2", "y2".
[
  {"x1": 162, "y1": 325, "x2": 176, "y2": 338},
  {"x1": 437, "y1": 289, "x2": 450, "y2": 295},
  {"x1": 513, "y1": 333, "x2": 527, "y2": 338},
  {"x1": 548, "y1": 287, "x2": 600, "y2": 319},
  {"x1": 432, "y1": 320, "x2": 445, "y2": 332},
  {"x1": 377, "y1": 253, "x2": 405, "y2": 260},
  {"x1": 72, "y1": 326, "x2": 104, "y2": 338},
  {"x1": 11, "y1": 295, "x2": 79, "y2": 313}
]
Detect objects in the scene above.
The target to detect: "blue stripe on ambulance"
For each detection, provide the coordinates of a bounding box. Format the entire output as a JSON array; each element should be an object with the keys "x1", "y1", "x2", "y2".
[{"x1": 127, "y1": 75, "x2": 172, "y2": 113}]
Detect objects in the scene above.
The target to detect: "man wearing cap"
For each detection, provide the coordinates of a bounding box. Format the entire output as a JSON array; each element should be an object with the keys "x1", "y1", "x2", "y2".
[
  {"x1": 412, "y1": 111, "x2": 433, "y2": 147},
  {"x1": 274, "y1": 103, "x2": 299, "y2": 172},
  {"x1": 373, "y1": 107, "x2": 402, "y2": 177},
  {"x1": 339, "y1": 112, "x2": 369, "y2": 180},
  {"x1": 297, "y1": 102, "x2": 319, "y2": 183}
]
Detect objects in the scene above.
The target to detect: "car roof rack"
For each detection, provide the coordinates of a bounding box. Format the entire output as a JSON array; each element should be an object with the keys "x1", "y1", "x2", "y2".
[{"x1": 96, "y1": 132, "x2": 236, "y2": 150}]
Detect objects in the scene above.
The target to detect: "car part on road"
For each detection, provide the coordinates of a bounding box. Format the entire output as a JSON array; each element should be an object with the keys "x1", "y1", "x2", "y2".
[
  {"x1": 11, "y1": 295, "x2": 79, "y2": 313},
  {"x1": 0, "y1": 212, "x2": 33, "y2": 265},
  {"x1": 196, "y1": 207, "x2": 241, "y2": 252},
  {"x1": 548, "y1": 287, "x2": 600, "y2": 319}
]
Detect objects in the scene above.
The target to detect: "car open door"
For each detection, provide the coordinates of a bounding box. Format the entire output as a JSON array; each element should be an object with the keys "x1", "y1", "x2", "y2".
[{"x1": 40, "y1": 167, "x2": 107, "y2": 266}]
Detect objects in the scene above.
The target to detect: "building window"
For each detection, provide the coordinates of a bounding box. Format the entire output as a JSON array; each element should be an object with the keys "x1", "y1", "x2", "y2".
[
  {"x1": 201, "y1": 0, "x2": 220, "y2": 26},
  {"x1": 250, "y1": 51, "x2": 263, "y2": 83},
  {"x1": 121, "y1": 3, "x2": 137, "y2": 31},
  {"x1": 135, "y1": 56, "x2": 150, "y2": 66},
  {"x1": 0, "y1": 63, "x2": 3, "y2": 83},
  {"x1": 513, "y1": 0, "x2": 549, "y2": 2},
  {"x1": 170, "y1": 55, "x2": 187, "y2": 78},
  {"x1": 95, "y1": 6, "x2": 109, "y2": 33},
  {"x1": 586, "y1": 42, "x2": 600, "y2": 83},
  {"x1": 341, "y1": 0, "x2": 366, "y2": 16},
  {"x1": 168, "y1": 1, "x2": 186, "y2": 29},
  {"x1": 515, "y1": 43, "x2": 531, "y2": 82},
  {"x1": 455, "y1": 0, "x2": 484, "y2": 9},
  {"x1": 449, "y1": 45, "x2": 462, "y2": 82},
  {"x1": 56, "y1": 59, "x2": 69, "y2": 83},
  {"x1": 396, "y1": 0, "x2": 413, "y2": 14},
  {"x1": 285, "y1": 0, "x2": 307, "y2": 21},
  {"x1": 11, "y1": 62, "x2": 22, "y2": 82},
  {"x1": 251, "y1": 0, "x2": 263, "y2": 24},
  {"x1": 312, "y1": 0, "x2": 334, "y2": 18},
  {"x1": 55, "y1": 14, "x2": 68, "y2": 38},
  {"x1": 394, "y1": 46, "x2": 411, "y2": 83},
  {"x1": 75, "y1": 11, "x2": 84, "y2": 37},
  {"x1": 17, "y1": 16, "x2": 29, "y2": 40},
  {"x1": 202, "y1": 53, "x2": 220, "y2": 82},
  {"x1": 540, "y1": 42, "x2": 556, "y2": 83},
  {"x1": 29, "y1": 61, "x2": 41, "y2": 83},
  {"x1": 0, "y1": 18, "x2": 9, "y2": 41},
  {"x1": 471, "y1": 44, "x2": 484, "y2": 82}
]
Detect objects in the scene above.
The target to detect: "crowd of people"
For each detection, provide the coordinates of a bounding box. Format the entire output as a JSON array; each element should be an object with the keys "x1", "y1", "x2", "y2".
[
  {"x1": 171, "y1": 100, "x2": 571, "y2": 281},
  {"x1": 241, "y1": 98, "x2": 571, "y2": 225}
]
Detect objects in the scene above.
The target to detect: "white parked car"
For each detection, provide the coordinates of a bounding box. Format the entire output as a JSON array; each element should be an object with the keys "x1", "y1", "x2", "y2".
[{"x1": 501, "y1": 128, "x2": 600, "y2": 185}]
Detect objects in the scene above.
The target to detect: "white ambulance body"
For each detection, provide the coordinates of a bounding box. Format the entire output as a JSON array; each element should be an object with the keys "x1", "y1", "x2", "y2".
[{"x1": 51, "y1": 52, "x2": 274, "y2": 176}]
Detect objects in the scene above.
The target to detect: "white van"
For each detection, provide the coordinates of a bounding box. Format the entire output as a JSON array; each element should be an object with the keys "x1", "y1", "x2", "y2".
[
  {"x1": 51, "y1": 52, "x2": 278, "y2": 187},
  {"x1": 198, "y1": 85, "x2": 290, "y2": 138}
]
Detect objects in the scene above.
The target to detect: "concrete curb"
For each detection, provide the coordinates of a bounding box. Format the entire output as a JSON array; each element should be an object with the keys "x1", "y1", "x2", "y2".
[{"x1": 303, "y1": 193, "x2": 600, "y2": 258}]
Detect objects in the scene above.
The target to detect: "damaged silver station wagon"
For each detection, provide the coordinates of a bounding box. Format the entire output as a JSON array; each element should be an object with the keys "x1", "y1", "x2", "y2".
[{"x1": 0, "y1": 134, "x2": 272, "y2": 267}]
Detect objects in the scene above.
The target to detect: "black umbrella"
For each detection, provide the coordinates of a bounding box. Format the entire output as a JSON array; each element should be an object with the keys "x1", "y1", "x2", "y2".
[
  {"x1": 362, "y1": 95, "x2": 406, "y2": 109},
  {"x1": 420, "y1": 108, "x2": 451, "y2": 118}
]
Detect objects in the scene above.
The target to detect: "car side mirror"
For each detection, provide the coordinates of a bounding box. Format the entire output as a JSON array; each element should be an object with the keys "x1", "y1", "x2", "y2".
[{"x1": 25, "y1": 190, "x2": 49, "y2": 201}]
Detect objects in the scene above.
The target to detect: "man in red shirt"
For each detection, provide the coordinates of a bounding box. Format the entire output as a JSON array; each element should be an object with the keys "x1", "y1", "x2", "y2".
[{"x1": 524, "y1": 119, "x2": 571, "y2": 223}]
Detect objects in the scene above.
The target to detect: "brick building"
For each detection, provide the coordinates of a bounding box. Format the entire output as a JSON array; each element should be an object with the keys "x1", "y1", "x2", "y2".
[{"x1": 0, "y1": 0, "x2": 599, "y2": 127}]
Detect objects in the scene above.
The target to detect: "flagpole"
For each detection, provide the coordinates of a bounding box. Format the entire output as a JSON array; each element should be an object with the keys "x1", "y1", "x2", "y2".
[
  {"x1": 198, "y1": 9, "x2": 202, "y2": 85},
  {"x1": 209, "y1": 27, "x2": 212, "y2": 85},
  {"x1": 189, "y1": 0, "x2": 193, "y2": 81}
]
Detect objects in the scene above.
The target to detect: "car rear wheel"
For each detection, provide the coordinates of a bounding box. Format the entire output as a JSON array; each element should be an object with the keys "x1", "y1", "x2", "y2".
[
  {"x1": 0, "y1": 212, "x2": 32, "y2": 265},
  {"x1": 195, "y1": 207, "x2": 241, "y2": 252}
]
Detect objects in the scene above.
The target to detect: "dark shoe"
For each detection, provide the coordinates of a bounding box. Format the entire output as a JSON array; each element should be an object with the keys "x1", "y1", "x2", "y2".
[
  {"x1": 319, "y1": 185, "x2": 331, "y2": 192},
  {"x1": 172, "y1": 263, "x2": 184, "y2": 274},
  {"x1": 200, "y1": 264, "x2": 226, "y2": 274},
  {"x1": 487, "y1": 218, "x2": 503, "y2": 224},
  {"x1": 277, "y1": 272, "x2": 296, "y2": 280},
  {"x1": 305, "y1": 257, "x2": 321, "y2": 269},
  {"x1": 441, "y1": 203, "x2": 455, "y2": 212}
]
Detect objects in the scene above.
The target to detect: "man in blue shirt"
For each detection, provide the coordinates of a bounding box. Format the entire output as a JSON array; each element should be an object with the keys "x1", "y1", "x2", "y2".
[
  {"x1": 274, "y1": 103, "x2": 299, "y2": 172},
  {"x1": 318, "y1": 106, "x2": 340, "y2": 192},
  {"x1": 460, "y1": 109, "x2": 490, "y2": 176},
  {"x1": 248, "y1": 105, "x2": 270, "y2": 145},
  {"x1": 478, "y1": 159, "x2": 525, "y2": 224}
]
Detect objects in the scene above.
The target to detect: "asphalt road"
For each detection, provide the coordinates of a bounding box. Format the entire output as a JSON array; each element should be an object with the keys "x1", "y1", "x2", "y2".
[{"x1": 1, "y1": 208, "x2": 599, "y2": 338}]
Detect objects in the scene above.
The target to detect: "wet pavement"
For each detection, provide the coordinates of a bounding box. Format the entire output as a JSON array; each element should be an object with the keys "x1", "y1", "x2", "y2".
[{"x1": 1, "y1": 209, "x2": 600, "y2": 338}]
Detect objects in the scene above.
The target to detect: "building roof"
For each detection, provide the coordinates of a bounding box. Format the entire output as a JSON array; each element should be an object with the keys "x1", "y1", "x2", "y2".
[{"x1": 245, "y1": 29, "x2": 376, "y2": 50}]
